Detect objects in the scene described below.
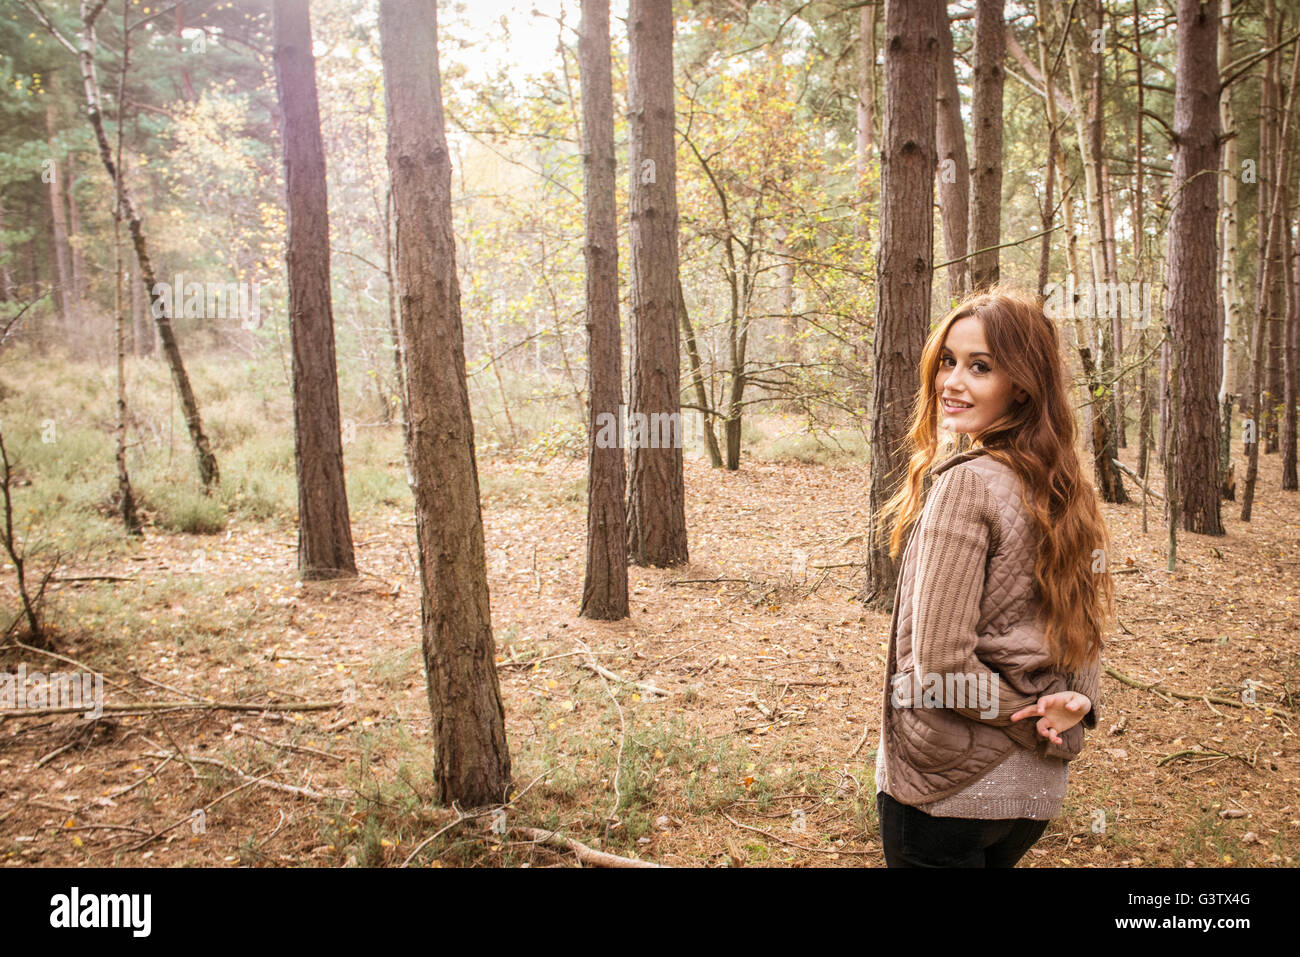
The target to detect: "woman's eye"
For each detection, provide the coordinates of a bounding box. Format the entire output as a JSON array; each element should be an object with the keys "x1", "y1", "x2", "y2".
[{"x1": 973, "y1": 362, "x2": 990, "y2": 374}]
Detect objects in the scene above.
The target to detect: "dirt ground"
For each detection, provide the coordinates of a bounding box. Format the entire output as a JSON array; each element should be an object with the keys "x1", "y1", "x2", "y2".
[{"x1": 1, "y1": 445, "x2": 1297, "y2": 867}]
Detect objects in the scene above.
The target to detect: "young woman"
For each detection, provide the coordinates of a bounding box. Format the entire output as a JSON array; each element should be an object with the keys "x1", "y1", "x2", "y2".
[{"x1": 872, "y1": 286, "x2": 1114, "y2": 868}]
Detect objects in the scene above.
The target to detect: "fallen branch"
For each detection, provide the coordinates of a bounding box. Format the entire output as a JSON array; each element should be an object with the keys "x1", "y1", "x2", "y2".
[
  {"x1": 140, "y1": 751, "x2": 346, "y2": 802},
  {"x1": 1157, "y1": 747, "x2": 1229, "y2": 766},
  {"x1": 718, "y1": 810, "x2": 873, "y2": 857},
  {"x1": 1111, "y1": 458, "x2": 1164, "y2": 500},
  {"x1": 847, "y1": 725, "x2": 872, "y2": 759},
  {"x1": 511, "y1": 826, "x2": 664, "y2": 868},
  {"x1": 49, "y1": 575, "x2": 137, "y2": 583},
  {"x1": 1157, "y1": 746, "x2": 1257, "y2": 773},
  {"x1": 666, "y1": 577, "x2": 758, "y2": 586},
  {"x1": 1105, "y1": 665, "x2": 1292, "y2": 715},
  {"x1": 577, "y1": 660, "x2": 669, "y2": 698},
  {"x1": 0, "y1": 699, "x2": 342, "y2": 719},
  {"x1": 233, "y1": 727, "x2": 346, "y2": 762},
  {"x1": 121, "y1": 769, "x2": 278, "y2": 853},
  {"x1": 400, "y1": 768, "x2": 554, "y2": 867}
]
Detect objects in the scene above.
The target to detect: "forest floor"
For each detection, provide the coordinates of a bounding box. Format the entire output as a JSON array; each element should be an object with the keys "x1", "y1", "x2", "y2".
[{"x1": 1, "y1": 443, "x2": 1298, "y2": 868}]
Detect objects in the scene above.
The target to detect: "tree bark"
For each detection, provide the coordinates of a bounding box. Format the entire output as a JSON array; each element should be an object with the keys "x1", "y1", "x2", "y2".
[
  {"x1": 936, "y1": 0, "x2": 970, "y2": 303},
  {"x1": 1135, "y1": 0, "x2": 1153, "y2": 506},
  {"x1": 578, "y1": 0, "x2": 628, "y2": 620},
  {"x1": 130, "y1": 261, "x2": 153, "y2": 356},
  {"x1": 678, "y1": 276, "x2": 723, "y2": 468},
  {"x1": 1166, "y1": 0, "x2": 1224, "y2": 535},
  {"x1": 111, "y1": 5, "x2": 139, "y2": 537},
  {"x1": 857, "y1": 0, "x2": 878, "y2": 169},
  {"x1": 1218, "y1": 0, "x2": 1242, "y2": 496},
  {"x1": 378, "y1": 0, "x2": 511, "y2": 809},
  {"x1": 1102, "y1": 157, "x2": 1125, "y2": 448},
  {"x1": 853, "y1": 1, "x2": 879, "y2": 415},
  {"x1": 45, "y1": 98, "x2": 78, "y2": 349},
  {"x1": 967, "y1": 0, "x2": 1005, "y2": 291},
  {"x1": 0, "y1": 198, "x2": 15, "y2": 303},
  {"x1": 1245, "y1": 0, "x2": 1277, "y2": 420},
  {"x1": 272, "y1": 0, "x2": 357, "y2": 580},
  {"x1": 1282, "y1": 191, "x2": 1297, "y2": 490},
  {"x1": 65, "y1": 153, "x2": 87, "y2": 314},
  {"x1": 626, "y1": 0, "x2": 688, "y2": 566},
  {"x1": 864, "y1": 0, "x2": 939, "y2": 610}
]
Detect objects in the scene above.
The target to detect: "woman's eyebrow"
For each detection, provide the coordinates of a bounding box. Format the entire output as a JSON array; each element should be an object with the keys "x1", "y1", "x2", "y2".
[{"x1": 940, "y1": 347, "x2": 993, "y2": 359}]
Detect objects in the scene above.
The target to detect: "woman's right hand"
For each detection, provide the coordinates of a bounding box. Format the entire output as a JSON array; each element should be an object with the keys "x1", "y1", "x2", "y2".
[{"x1": 1009, "y1": 691, "x2": 1091, "y2": 746}]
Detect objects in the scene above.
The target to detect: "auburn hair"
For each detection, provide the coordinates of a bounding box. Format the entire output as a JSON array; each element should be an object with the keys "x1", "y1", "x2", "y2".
[{"x1": 876, "y1": 284, "x2": 1112, "y2": 674}]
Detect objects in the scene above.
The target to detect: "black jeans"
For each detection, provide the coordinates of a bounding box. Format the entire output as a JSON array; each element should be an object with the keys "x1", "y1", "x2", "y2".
[{"x1": 876, "y1": 791, "x2": 1049, "y2": 868}]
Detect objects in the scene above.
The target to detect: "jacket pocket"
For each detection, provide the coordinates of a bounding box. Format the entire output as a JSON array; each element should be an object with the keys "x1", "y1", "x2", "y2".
[{"x1": 889, "y1": 680, "x2": 977, "y2": 773}]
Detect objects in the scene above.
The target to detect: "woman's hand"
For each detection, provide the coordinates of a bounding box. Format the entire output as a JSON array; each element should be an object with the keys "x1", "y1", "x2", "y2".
[{"x1": 1010, "y1": 691, "x2": 1091, "y2": 746}]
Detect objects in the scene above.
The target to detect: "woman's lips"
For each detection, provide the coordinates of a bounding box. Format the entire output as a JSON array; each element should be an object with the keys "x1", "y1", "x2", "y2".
[{"x1": 942, "y1": 399, "x2": 972, "y2": 413}]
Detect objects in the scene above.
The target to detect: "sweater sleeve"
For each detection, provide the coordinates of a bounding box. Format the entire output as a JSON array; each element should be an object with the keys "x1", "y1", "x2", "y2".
[
  {"x1": 1069, "y1": 650, "x2": 1102, "y2": 730},
  {"x1": 910, "y1": 465, "x2": 1043, "y2": 726},
  {"x1": 1038, "y1": 632, "x2": 1103, "y2": 759}
]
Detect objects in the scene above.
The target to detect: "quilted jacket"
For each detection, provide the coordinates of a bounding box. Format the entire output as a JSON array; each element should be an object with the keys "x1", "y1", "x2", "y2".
[{"x1": 875, "y1": 445, "x2": 1103, "y2": 806}]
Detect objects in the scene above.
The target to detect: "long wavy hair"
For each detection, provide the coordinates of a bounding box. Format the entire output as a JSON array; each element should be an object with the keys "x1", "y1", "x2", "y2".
[{"x1": 876, "y1": 285, "x2": 1112, "y2": 673}]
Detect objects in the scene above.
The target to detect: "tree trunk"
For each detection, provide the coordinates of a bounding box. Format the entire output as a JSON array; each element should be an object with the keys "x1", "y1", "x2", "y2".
[
  {"x1": 22, "y1": 1, "x2": 222, "y2": 485},
  {"x1": 1035, "y1": 0, "x2": 1071, "y2": 299},
  {"x1": 1167, "y1": 0, "x2": 1224, "y2": 535},
  {"x1": 857, "y1": 1, "x2": 878, "y2": 169},
  {"x1": 378, "y1": 0, "x2": 511, "y2": 809},
  {"x1": 0, "y1": 198, "x2": 15, "y2": 302},
  {"x1": 1246, "y1": 0, "x2": 1277, "y2": 421},
  {"x1": 1102, "y1": 158, "x2": 1125, "y2": 448},
  {"x1": 626, "y1": 0, "x2": 688, "y2": 567},
  {"x1": 1266, "y1": 188, "x2": 1287, "y2": 454},
  {"x1": 66, "y1": 153, "x2": 87, "y2": 316},
  {"x1": 1282, "y1": 193, "x2": 1297, "y2": 490},
  {"x1": 1134, "y1": 0, "x2": 1152, "y2": 509},
  {"x1": 111, "y1": 15, "x2": 139, "y2": 537},
  {"x1": 131, "y1": 260, "x2": 153, "y2": 356},
  {"x1": 77, "y1": 4, "x2": 217, "y2": 487},
  {"x1": 578, "y1": 0, "x2": 628, "y2": 621},
  {"x1": 1264, "y1": 16, "x2": 1288, "y2": 454},
  {"x1": 678, "y1": 276, "x2": 724, "y2": 468},
  {"x1": 967, "y1": 0, "x2": 1005, "y2": 291},
  {"x1": 45, "y1": 99, "x2": 78, "y2": 350},
  {"x1": 384, "y1": 186, "x2": 412, "y2": 485},
  {"x1": 864, "y1": 0, "x2": 939, "y2": 610},
  {"x1": 1057, "y1": 0, "x2": 1126, "y2": 503},
  {"x1": 1218, "y1": 0, "x2": 1242, "y2": 496},
  {"x1": 272, "y1": 0, "x2": 357, "y2": 580},
  {"x1": 1243, "y1": 22, "x2": 1299, "y2": 521},
  {"x1": 853, "y1": 1, "x2": 879, "y2": 415},
  {"x1": 935, "y1": 0, "x2": 970, "y2": 304},
  {"x1": 774, "y1": 223, "x2": 798, "y2": 363}
]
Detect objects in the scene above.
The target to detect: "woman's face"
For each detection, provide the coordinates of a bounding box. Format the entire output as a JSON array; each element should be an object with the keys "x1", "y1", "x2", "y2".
[{"x1": 935, "y1": 315, "x2": 1027, "y2": 437}]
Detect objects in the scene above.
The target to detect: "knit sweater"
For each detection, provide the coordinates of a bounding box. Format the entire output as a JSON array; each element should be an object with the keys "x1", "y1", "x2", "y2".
[{"x1": 874, "y1": 445, "x2": 1102, "y2": 819}]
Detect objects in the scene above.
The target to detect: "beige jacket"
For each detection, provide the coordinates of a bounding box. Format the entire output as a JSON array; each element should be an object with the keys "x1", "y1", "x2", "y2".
[{"x1": 876, "y1": 446, "x2": 1102, "y2": 806}]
